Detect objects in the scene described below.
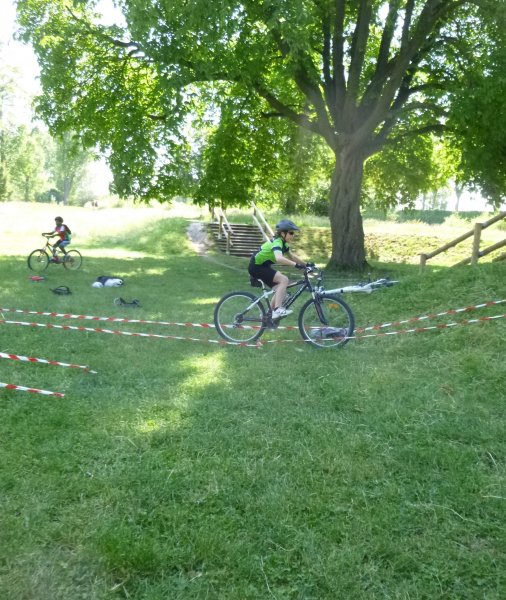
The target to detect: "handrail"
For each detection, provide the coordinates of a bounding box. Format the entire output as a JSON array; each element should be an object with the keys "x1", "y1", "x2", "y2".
[
  {"x1": 420, "y1": 211, "x2": 506, "y2": 269},
  {"x1": 251, "y1": 202, "x2": 274, "y2": 241},
  {"x1": 454, "y1": 238, "x2": 506, "y2": 267},
  {"x1": 211, "y1": 206, "x2": 234, "y2": 254}
]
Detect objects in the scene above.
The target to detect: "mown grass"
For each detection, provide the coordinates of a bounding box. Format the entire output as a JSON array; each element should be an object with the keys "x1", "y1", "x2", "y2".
[{"x1": 0, "y1": 202, "x2": 505, "y2": 599}]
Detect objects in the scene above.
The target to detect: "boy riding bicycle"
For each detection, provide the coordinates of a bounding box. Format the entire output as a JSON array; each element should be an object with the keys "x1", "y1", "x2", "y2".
[
  {"x1": 43, "y1": 216, "x2": 71, "y2": 261},
  {"x1": 248, "y1": 219, "x2": 307, "y2": 319}
]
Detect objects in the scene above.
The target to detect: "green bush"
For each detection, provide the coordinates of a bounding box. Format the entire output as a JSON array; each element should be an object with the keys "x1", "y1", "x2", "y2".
[{"x1": 35, "y1": 188, "x2": 63, "y2": 204}]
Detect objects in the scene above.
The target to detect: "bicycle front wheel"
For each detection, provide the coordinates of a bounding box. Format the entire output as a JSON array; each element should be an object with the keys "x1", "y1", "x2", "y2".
[
  {"x1": 298, "y1": 294, "x2": 354, "y2": 348},
  {"x1": 214, "y1": 291, "x2": 267, "y2": 343},
  {"x1": 63, "y1": 250, "x2": 82, "y2": 270},
  {"x1": 27, "y1": 249, "x2": 49, "y2": 272}
]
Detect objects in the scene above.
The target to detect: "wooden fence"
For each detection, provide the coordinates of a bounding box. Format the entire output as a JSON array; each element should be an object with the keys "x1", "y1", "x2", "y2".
[{"x1": 420, "y1": 211, "x2": 506, "y2": 269}]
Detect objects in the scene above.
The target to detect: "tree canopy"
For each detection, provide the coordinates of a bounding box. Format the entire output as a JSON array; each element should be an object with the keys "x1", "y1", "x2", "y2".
[{"x1": 16, "y1": 0, "x2": 506, "y2": 267}]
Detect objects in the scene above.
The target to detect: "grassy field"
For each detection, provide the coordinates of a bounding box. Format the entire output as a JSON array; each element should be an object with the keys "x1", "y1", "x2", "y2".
[{"x1": 1, "y1": 202, "x2": 505, "y2": 599}]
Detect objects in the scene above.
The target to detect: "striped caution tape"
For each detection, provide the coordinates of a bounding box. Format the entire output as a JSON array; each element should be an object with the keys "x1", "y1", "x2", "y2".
[
  {"x1": 1, "y1": 300, "x2": 504, "y2": 350},
  {"x1": 356, "y1": 312, "x2": 506, "y2": 339},
  {"x1": 0, "y1": 307, "x2": 218, "y2": 329},
  {"x1": 0, "y1": 351, "x2": 96, "y2": 373},
  {"x1": 0, "y1": 306, "x2": 298, "y2": 331},
  {"x1": 0, "y1": 381, "x2": 64, "y2": 398},
  {"x1": 1, "y1": 299, "x2": 505, "y2": 332},
  {"x1": 356, "y1": 299, "x2": 506, "y2": 333},
  {"x1": 0, "y1": 319, "x2": 261, "y2": 348},
  {"x1": 260, "y1": 312, "x2": 506, "y2": 344}
]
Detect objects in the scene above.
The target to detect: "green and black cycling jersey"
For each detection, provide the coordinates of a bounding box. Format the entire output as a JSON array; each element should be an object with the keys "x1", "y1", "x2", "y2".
[{"x1": 253, "y1": 237, "x2": 290, "y2": 266}]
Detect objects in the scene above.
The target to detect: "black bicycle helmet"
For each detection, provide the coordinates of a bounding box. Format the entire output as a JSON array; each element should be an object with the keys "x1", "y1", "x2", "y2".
[{"x1": 275, "y1": 219, "x2": 300, "y2": 232}]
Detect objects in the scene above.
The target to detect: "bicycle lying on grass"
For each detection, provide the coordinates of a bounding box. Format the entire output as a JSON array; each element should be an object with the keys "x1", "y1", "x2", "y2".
[
  {"x1": 214, "y1": 265, "x2": 397, "y2": 348},
  {"x1": 27, "y1": 235, "x2": 83, "y2": 272}
]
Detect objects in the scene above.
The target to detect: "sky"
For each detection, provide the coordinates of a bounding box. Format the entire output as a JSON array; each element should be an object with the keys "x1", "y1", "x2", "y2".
[
  {"x1": 1, "y1": 0, "x2": 41, "y2": 122},
  {"x1": 0, "y1": 0, "x2": 121, "y2": 194},
  {"x1": 1, "y1": 0, "x2": 123, "y2": 99}
]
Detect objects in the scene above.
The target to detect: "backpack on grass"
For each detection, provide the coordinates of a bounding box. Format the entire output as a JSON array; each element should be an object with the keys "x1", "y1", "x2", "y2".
[{"x1": 92, "y1": 276, "x2": 125, "y2": 288}]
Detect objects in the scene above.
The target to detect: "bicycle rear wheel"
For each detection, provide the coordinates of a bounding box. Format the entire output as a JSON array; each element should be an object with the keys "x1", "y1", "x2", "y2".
[
  {"x1": 27, "y1": 249, "x2": 49, "y2": 272},
  {"x1": 63, "y1": 250, "x2": 82, "y2": 270},
  {"x1": 298, "y1": 294, "x2": 354, "y2": 348},
  {"x1": 214, "y1": 291, "x2": 267, "y2": 343}
]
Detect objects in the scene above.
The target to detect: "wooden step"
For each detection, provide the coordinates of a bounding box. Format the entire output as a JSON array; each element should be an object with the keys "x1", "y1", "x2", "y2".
[{"x1": 207, "y1": 223, "x2": 266, "y2": 257}]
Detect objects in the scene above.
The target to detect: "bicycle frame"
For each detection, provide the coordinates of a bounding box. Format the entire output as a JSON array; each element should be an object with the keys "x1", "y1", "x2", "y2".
[
  {"x1": 240, "y1": 270, "x2": 321, "y2": 326},
  {"x1": 244, "y1": 269, "x2": 396, "y2": 322},
  {"x1": 43, "y1": 238, "x2": 66, "y2": 254}
]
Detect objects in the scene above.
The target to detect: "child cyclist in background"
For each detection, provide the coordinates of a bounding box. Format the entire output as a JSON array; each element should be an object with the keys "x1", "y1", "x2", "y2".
[
  {"x1": 248, "y1": 219, "x2": 307, "y2": 320},
  {"x1": 43, "y1": 216, "x2": 71, "y2": 261}
]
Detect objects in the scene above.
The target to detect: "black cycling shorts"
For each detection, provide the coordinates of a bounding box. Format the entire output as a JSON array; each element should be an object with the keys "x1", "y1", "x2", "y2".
[{"x1": 248, "y1": 257, "x2": 277, "y2": 287}]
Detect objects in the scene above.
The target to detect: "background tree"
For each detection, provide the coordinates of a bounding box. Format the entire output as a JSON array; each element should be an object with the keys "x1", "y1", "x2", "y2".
[
  {"x1": 193, "y1": 89, "x2": 332, "y2": 214},
  {"x1": 17, "y1": 0, "x2": 506, "y2": 267},
  {"x1": 0, "y1": 67, "x2": 18, "y2": 200},
  {"x1": 48, "y1": 131, "x2": 95, "y2": 204},
  {"x1": 9, "y1": 125, "x2": 48, "y2": 201},
  {"x1": 446, "y1": 2, "x2": 506, "y2": 206}
]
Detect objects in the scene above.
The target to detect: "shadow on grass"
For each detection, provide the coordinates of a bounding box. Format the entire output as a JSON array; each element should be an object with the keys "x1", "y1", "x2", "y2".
[{"x1": 1, "y1": 223, "x2": 505, "y2": 599}]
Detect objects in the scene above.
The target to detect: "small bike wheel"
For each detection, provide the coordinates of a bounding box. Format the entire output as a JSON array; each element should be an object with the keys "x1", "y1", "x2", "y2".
[
  {"x1": 298, "y1": 294, "x2": 354, "y2": 348},
  {"x1": 214, "y1": 291, "x2": 267, "y2": 343},
  {"x1": 63, "y1": 250, "x2": 82, "y2": 270},
  {"x1": 27, "y1": 249, "x2": 50, "y2": 272}
]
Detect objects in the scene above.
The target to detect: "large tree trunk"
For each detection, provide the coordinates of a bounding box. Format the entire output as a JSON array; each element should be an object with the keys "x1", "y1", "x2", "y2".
[{"x1": 328, "y1": 146, "x2": 367, "y2": 269}]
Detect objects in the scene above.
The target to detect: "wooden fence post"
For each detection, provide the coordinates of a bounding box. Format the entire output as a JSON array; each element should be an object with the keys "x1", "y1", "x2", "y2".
[
  {"x1": 471, "y1": 223, "x2": 482, "y2": 265},
  {"x1": 218, "y1": 214, "x2": 223, "y2": 240}
]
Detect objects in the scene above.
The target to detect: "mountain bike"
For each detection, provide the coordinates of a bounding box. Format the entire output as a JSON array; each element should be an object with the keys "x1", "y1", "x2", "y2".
[
  {"x1": 214, "y1": 265, "x2": 396, "y2": 348},
  {"x1": 27, "y1": 235, "x2": 83, "y2": 272}
]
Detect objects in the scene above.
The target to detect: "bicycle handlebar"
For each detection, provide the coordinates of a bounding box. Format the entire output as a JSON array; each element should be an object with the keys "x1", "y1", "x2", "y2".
[
  {"x1": 324, "y1": 278, "x2": 398, "y2": 294},
  {"x1": 301, "y1": 265, "x2": 398, "y2": 294}
]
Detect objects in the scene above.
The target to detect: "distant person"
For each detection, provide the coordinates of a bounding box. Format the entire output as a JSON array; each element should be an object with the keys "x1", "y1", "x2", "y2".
[
  {"x1": 43, "y1": 216, "x2": 71, "y2": 260},
  {"x1": 248, "y1": 219, "x2": 307, "y2": 320}
]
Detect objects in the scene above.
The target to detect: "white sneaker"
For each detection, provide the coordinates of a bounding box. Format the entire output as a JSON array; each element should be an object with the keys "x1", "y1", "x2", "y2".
[{"x1": 271, "y1": 307, "x2": 293, "y2": 320}]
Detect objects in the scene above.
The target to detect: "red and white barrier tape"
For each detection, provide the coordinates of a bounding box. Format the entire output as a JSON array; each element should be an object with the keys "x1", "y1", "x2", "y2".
[
  {"x1": 2, "y1": 299, "x2": 505, "y2": 332},
  {"x1": 1, "y1": 300, "x2": 503, "y2": 350},
  {"x1": 259, "y1": 312, "x2": 506, "y2": 344},
  {"x1": 0, "y1": 307, "x2": 218, "y2": 329},
  {"x1": 0, "y1": 351, "x2": 96, "y2": 373},
  {"x1": 0, "y1": 381, "x2": 64, "y2": 398},
  {"x1": 357, "y1": 299, "x2": 506, "y2": 333},
  {"x1": 357, "y1": 312, "x2": 506, "y2": 339},
  {"x1": 0, "y1": 319, "x2": 261, "y2": 348},
  {"x1": 0, "y1": 306, "x2": 297, "y2": 331}
]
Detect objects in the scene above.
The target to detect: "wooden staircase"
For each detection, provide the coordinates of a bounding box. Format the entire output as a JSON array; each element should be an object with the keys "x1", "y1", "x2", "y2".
[{"x1": 208, "y1": 222, "x2": 265, "y2": 257}]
